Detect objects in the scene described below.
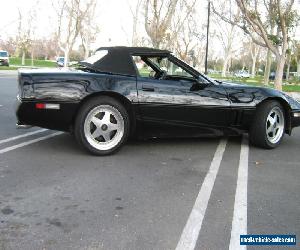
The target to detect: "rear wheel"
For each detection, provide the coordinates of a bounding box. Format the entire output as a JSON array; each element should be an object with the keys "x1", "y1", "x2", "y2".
[
  {"x1": 250, "y1": 101, "x2": 285, "y2": 149},
  {"x1": 74, "y1": 97, "x2": 130, "y2": 155}
]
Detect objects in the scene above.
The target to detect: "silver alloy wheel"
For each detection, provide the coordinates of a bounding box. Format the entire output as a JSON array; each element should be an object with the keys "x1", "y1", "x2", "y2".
[
  {"x1": 84, "y1": 105, "x2": 124, "y2": 151},
  {"x1": 265, "y1": 106, "x2": 284, "y2": 144}
]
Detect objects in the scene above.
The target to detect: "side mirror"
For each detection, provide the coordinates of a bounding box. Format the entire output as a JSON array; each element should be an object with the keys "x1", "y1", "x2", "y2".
[{"x1": 190, "y1": 82, "x2": 208, "y2": 91}]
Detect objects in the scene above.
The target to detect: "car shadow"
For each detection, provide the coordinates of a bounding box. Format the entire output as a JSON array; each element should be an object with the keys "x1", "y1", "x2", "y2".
[{"x1": 52, "y1": 132, "x2": 243, "y2": 157}]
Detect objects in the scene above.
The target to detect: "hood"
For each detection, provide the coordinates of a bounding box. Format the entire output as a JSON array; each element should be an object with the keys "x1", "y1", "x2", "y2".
[{"x1": 219, "y1": 80, "x2": 262, "y2": 89}]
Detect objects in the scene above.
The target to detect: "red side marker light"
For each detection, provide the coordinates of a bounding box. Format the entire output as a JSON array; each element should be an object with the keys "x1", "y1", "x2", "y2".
[
  {"x1": 36, "y1": 103, "x2": 45, "y2": 109},
  {"x1": 35, "y1": 103, "x2": 60, "y2": 109}
]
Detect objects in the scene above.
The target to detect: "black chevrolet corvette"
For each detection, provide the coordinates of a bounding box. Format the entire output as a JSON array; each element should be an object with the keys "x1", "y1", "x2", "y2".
[{"x1": 16, "y1": 46, "x2": 300, "y2": 155}]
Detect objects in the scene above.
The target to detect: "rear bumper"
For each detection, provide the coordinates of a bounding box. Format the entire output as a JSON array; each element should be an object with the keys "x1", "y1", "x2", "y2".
[
  {"x1": 15, "y1": 97, "x2": 79, "y2": 132},
  {"x1": 291, "y1": 110, "x2": 300, "y2": 128},
  {"x1": 16, "y1": 123, "x2": 33, "y2": 129}
]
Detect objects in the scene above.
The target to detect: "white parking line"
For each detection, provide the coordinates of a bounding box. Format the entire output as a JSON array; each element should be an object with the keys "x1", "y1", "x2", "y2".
[
  {"x1": 229, "y1": 134, "x2": 249, "y2": 250},
  {"x1": 0, "y1": 131, "x2": 63, "y2": 154},
  {"x1": 175, "y1": 139, "x2": 227, "y2": 250},
  {"x1": 0, "y1": 129, "x2": 48, "y2": 145}
]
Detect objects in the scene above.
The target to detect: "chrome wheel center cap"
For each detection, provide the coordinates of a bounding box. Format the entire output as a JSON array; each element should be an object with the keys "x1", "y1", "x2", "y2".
[{"x1": 101, "y1": 124, "x2": 108, "y2": 131}]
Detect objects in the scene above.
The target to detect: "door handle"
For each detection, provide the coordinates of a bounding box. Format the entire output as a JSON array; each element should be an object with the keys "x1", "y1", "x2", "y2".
[{"x1": 142, "y1": 85, "x2": 155, "y2": 92}]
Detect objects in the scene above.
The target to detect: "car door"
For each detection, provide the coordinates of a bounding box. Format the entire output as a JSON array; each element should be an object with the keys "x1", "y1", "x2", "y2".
[
  {"x1": 134, "y1": 56, "x2": 231, "y2": 135},
  {"x1": 137, "y1": 76, "x2": 192, "y2": 124}
]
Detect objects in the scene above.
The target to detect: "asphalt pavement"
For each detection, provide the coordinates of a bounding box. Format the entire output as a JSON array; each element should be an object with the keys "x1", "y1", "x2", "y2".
[{"x1": 0, "y1": 72, "x2": 299, "y2": 250}]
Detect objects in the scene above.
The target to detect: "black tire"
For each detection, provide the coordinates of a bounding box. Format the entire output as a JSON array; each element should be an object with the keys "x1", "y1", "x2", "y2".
[
  {"x1": 74, "y1": 96, "x2": 130, "y2": 155},
  {"x1": 249, "y1": 100, "x2": 285, "y2": 149}
]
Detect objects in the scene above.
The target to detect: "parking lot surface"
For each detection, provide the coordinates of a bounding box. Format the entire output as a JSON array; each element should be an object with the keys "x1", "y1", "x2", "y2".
[{"x1": 0, "y1": 72, "x2": 299, "y2": 250}]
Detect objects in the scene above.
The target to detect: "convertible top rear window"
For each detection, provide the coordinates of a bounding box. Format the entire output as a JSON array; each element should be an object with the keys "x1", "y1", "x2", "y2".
[{"x1": 83, "y1": 50, "x2": 108, "y2": 64}]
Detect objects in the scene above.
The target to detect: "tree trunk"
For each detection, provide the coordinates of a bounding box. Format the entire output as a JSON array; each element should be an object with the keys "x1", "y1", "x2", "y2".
[
  {"x1": 242, "y1": 61, "x2": 245, "y2": 71},
  {"x1": 250, "y1": 43, "x2": 259, "y2": 78},
  {"x1": 251, "y1": 57, "x2": 256, "y2": 78},
  {"x1": 286, "y1": 61, "x2": 290, "y2": 81},
  {"x1": 264, "y1": 49, "x2": 272, "y2": 85},
  {"x1": 31, "y1": 50, "x2": 34, "y2": 67},
  {"x1": 222, "y1": 57, "x2": 229, "y2": 77},
  {"x1": 64, "y1": 48, "x2": 69, "y2": 67},
  {"x1": 297, "y1": 61, "x2": 300, "y2": 78},
  {"x1": 285, "y1": 53, "x2": 291, "y2": 81},
  {"x1": 132, "y1": 1, "x2": 140, "y2": 46},
  {"x1": 22, "y1": 51, "x2": 25, "y2": 66},
  {"x1": 228, "y1": 58, "x2": 232, "y2": 73},
  {"x1": 84, "y1": 40, "x2": 90, "y2": 59},
  {"x1": 274, "y1": 55, "x2": 285, "y2": 91}
]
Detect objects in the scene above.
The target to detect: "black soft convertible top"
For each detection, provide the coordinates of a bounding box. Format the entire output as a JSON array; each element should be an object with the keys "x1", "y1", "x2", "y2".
[{"x1": 88, "y1": 46, "x2": 171, "y2": 76}]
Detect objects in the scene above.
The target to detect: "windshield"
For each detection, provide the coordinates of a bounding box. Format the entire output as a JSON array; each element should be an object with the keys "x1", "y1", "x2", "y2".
[
  {"x1": 0, "y1": 51, "x2": 8, "y2": 57},
  {"x1": 203, "y1": 75, "x2": 219, "y2": 84}
]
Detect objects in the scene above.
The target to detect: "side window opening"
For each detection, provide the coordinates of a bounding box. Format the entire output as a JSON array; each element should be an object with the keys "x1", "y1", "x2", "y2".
[
  {"x1": 132, "y1": 56, "x2": 157, "y2": 78},
  {"x1": 148, "y1": 57, "x2": 193, "y2": 78},
  {"x1": 132, "y1": 55, "x2": 201, "y2": 84}
]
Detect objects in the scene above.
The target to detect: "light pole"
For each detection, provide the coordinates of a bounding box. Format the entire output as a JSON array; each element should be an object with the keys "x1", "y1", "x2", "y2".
[{"x1": 204, "y1": 0, "x2": 211, "y2": 75}]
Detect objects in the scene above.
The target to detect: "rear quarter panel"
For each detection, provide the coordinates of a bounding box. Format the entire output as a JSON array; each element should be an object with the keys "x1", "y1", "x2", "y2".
[{"x1": 17, "y1": 71, "x2": 138, "y2": 131}]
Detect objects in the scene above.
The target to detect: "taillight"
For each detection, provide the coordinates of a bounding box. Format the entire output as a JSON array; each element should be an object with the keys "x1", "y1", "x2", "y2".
[
  {"x1": 35, "y1": 103, "x2": 60, "y2": 110},
  {"x1": 35, "y1": 103, "x2": 45, "y2": 109}
]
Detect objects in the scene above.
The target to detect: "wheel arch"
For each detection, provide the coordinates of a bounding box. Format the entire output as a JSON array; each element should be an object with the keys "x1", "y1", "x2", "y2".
[
  {"x1": 71, "y1": 91, "x2": 136, "y2": 135},
  {"x1": 257, "y1": 97, "x2": 292, "y2": 134}
]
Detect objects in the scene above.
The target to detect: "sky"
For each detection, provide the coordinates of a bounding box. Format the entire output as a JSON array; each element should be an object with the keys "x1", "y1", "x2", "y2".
[
  {"x1": 0, "y1": 0, "x2": 224, "y2": 60},
  {"x1": 0, "y1": 0, "x2": 138, "y2": 48},
  {"x1": 0, "y1": 0, "x2": 299, "y2": 58}
]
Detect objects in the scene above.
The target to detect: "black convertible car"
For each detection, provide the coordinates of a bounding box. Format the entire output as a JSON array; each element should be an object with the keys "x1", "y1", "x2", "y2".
[{"x1": 16, "y1": 46, "x2": 300, "y2": 155}]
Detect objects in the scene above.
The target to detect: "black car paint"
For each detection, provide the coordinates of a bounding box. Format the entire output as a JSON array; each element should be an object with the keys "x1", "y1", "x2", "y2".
[
  {"x1": 17, "y1": 69, "x2": 139, "y2": 131},
  {"x1": 16, "y1": 49, "x2": 300, "y2": 138}
]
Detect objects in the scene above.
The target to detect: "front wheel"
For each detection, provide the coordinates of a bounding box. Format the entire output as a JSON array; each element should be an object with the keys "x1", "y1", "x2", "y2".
[
  {"x1": 250, "y1": 101, "x2": 285, "y2": 149},
  {"x1": 74, "y1": 97, "x2": 130, "y2": 155}
]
